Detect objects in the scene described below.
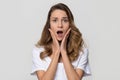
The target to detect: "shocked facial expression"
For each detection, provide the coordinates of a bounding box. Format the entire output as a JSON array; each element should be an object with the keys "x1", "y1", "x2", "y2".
[{"x1": 50, "y1": 9, "x2": 70, "y2": 41}]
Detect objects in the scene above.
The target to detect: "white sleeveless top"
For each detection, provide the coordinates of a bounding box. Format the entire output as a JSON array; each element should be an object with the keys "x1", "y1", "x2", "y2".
[{"x1": 31, "y1": 46, "x2": 91, "y2": 80}]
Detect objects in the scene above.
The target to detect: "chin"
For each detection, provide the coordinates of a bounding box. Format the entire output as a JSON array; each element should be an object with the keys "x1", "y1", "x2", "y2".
[
  {"x1": 58, "y1": 39, "x2": 62, "y2": 41},
  {"x1": 57, "y1": 38, "x2": 62, "y2": 41}
]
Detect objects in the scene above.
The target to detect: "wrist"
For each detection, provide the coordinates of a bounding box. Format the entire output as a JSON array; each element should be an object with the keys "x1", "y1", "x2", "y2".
[
  {"x1": 54, "y1": 49, "x2": 60, "y2": 56},
  {"x1": 61, "y1": 50, "x2": 67, "y2": 55}
]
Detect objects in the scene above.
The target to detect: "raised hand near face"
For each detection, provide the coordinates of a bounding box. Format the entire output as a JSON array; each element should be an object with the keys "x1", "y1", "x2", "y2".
[
  {"x1": 49, "y1": 28, "x2": 71, "y2": 54},
  {"x1": 49, "y1": 29, "x2": 60, "y2": 54},
  {"x1": 60, "y1": 28, "x2": 71, "y2": 53}
]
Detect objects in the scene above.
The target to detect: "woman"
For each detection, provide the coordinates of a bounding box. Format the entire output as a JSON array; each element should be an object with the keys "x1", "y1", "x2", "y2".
[{"x1": 31, "y1": 3, "x2": 91, "y2": 80}]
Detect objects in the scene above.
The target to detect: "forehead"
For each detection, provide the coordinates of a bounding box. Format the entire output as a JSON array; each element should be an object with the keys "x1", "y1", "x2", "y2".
[{"x1": 50, "y1": 9, "x2": 68, "y2": 18}]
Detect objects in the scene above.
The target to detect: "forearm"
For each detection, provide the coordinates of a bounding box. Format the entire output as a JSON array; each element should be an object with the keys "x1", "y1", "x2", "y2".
[
  {"x1": 41, "y1": 52, "x2": 59, "y2": 80},
  {"x1": 61, "y1": 51, "x2": 82, "y2": 80}
]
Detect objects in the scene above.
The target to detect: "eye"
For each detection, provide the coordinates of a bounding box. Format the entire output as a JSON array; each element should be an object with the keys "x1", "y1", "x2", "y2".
[
  {"x1": 52, "y1": 19, "x2": 57, "y2": 22},
  {"x1": 63, "y1": 19, "x2": 68, "y2": 22},
  {"x1": 62, "y1": 18, "x2": 69, "y2": 23}
]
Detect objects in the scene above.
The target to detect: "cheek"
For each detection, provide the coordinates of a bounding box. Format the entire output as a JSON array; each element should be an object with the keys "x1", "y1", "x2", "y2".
[
  {"x1": 64, "y1": 26, "x2": 70, "y2": 34},
  {"x1": 50, "y1": 23, "x2": 55, "y2": 30},
  {"x1": 65, "y1": 23, "x2": 70, "y2": 28},
  {"x1": 50, "y1": 22, "x2": 56, "y2": 29},
  {"x1": 65, "y1": 25, "x2": 70, "y2": 30},
  {"x1": 50, "y1": 26, "x2": 56, "y2": 34}
]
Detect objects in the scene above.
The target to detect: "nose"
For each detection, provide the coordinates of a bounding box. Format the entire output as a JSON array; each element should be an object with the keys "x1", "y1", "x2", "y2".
[{"x1": 58, "y1": 20, "x2": 63, "y2": 28}]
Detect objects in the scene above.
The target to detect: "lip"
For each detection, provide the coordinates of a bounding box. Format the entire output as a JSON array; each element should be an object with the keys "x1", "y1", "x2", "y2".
[
  {"x1": 57, "y1": 31, "x2": 63, "y2": 34},
  {"x1": 56, "y1": 30, "x2": 64, "y2": 34},
  {"x1": 56, "y1": 30, "x2": 64, "y2": 38}
]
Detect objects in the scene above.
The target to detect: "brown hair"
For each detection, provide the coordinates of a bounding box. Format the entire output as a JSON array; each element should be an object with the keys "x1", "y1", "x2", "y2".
[{"x1": 36, "y1": 3, "x2": 84, "y2": 62}]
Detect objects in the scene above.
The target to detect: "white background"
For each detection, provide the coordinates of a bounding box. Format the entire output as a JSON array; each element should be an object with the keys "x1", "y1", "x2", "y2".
[{"x1": 0, "y1": 0, "x2": 120, "y2": 80}]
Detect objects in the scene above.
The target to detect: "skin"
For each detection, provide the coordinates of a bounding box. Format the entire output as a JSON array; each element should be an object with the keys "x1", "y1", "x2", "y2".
[
  {"x1": 36, "y1": 10, "x2": 84, "y2": 80},
  {"x1": 50, "y1": 9, "x2": 70, "y2": 41}
]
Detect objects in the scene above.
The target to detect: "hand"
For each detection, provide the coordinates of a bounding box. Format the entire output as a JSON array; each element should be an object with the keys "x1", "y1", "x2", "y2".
[
  {"x1": 49, "y1": 28, "x2": 71, "y2": 55},
  {"x1": 49, "y1": 29, "x2": 60, "y2": 54},
  {"x1": 60, "y1": 28, "x2": 71, "y2": 53}
]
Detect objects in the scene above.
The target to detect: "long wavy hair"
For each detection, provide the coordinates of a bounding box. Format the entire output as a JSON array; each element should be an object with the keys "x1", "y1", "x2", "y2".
[{"x1": 36, "y1": 3, "x2": 84, "y2": 62}]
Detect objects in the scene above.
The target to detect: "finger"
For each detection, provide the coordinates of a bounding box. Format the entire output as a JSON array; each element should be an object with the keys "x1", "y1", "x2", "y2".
[
  {"x1": 64, "y1": 28, "x2": 71, "y2": 38},
  {"x1": 48, "y1": 29, "x2": 53, "y2": 35},
  {"x1": 48, "y1": 29, "x2": 59, "y2": 45},
  {"x1": 48, "y1": 29, "x2": 56, "y2": 39},
  {"x1": 62, "y1": 28, "x2": 71, "y2": 44},
  {"x1": 60, "y1": 28, "x2": 71, "y2": 51}
]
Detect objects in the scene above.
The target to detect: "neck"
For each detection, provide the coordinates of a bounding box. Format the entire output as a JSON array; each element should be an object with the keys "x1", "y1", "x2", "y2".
[{"x1": 58, "y1": 41, "x2": 61, "y2": 45}]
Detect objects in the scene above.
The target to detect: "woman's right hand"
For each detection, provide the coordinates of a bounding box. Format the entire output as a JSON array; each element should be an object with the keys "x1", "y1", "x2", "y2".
[{"x1": 49, "y1": 29, "x2": 60, "y2": 55}]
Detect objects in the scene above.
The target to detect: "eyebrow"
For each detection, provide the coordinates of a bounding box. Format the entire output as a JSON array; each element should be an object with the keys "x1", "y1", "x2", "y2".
[
  {"x1": 50, "y1": 17, "x2": 68, "y2": 19},
  {"x1": 62, "y1": 17, "x2": 68, "y2": 19}
]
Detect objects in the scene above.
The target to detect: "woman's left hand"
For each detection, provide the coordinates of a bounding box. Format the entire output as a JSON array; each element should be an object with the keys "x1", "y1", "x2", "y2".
[{"x1": 60, "y1": 28, "x2": 71, "y2": 53}]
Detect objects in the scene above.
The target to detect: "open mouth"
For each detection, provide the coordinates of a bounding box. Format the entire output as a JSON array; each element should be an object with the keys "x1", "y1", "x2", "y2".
[
  {"x1": 56, "y1": 30, "x2": 64, "y2": 38},
  {"x1": 57, "y1": 31, "x2": 63, "y2": 34}
]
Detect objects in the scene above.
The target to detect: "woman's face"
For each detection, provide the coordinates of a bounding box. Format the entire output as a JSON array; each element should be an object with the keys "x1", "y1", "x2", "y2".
[{"x1": 50, "y1": 9, "x2": 69, "y2": 41}]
